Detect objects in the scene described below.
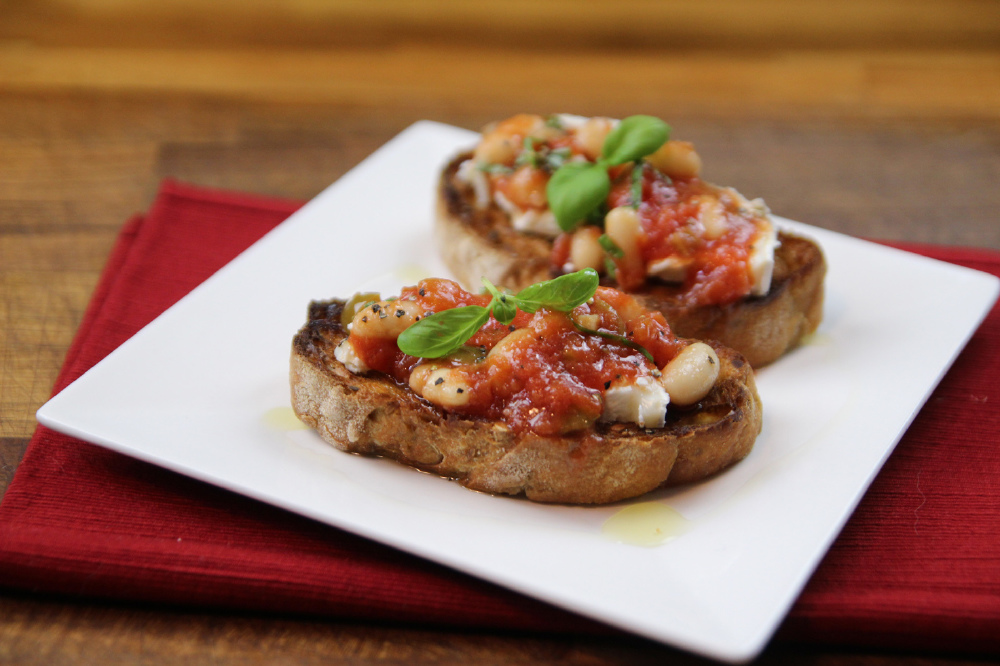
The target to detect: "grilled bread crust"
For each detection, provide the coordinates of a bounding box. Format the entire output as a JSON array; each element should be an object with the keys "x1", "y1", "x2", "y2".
[
  {"x1": 436, "y1": 152, "x2": 826, "y2": 367},
  {"x1": 290, "y1": 299, "x2": 763, "y2": 505}
]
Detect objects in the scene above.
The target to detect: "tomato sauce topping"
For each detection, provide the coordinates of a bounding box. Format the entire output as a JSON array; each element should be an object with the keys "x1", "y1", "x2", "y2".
[
  {"x1": 607, "y1": 169, "x2": 758, "y2": 304},
  {"x1": 345, "y1": 279, "x2": 685, "y2": 436},
  {"x1": 468, "y1": 114, "x2": 772, "y2": 307}
]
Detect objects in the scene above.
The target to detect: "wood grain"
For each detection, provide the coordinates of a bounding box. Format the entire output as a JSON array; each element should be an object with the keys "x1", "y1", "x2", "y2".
[
  {"x1": 1, "y1": 1, "x2": 999, "y2": 663},
  {"x1": 4, "y1": 0, "x2": 998, "y2": 50},
  {"x1": 3, "y1": 47, "x2": 999, "y2": 121}
]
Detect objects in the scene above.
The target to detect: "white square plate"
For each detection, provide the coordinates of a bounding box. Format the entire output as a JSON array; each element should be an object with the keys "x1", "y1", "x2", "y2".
[{"x1": 37, "y1": 121, "x2": 999, "y2": 662}]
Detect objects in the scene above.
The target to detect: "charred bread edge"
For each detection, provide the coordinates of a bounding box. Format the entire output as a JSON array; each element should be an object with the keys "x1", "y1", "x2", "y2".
[
  {"x1": 435, "y1": 151, "x2": 826, "y2": 367},
  {"x1": 290, "y1": 299, "x2": 763, "y2": 505}
]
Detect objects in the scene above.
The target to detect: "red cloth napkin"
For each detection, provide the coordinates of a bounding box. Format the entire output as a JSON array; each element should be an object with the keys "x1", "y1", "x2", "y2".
[{"x1": 1, "y1": 180, "x2": 998, "y2": 653}]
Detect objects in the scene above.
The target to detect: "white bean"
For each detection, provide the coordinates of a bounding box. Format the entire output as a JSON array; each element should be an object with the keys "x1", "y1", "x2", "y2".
[
  {"x1": 604, "y1": 206, "x2": 642, "y2": 266},
  {"x1": 486, "y1": 326, "x2": 535, "y2": 361},
  {"x1": 659, "y1": 342, "x2": 720, "y2": 406},
  {"x1": 503, "y1": 165, "x2": 549, "y2": 209},
  {"x1": 569, "y1": 226, "x2": 606, "y2": 272},
  {"x1": 474, "y1": 130, "x2": 519, "y2": 166},
  {"x1": 646, "y1": 140, "x2": 702, "y2": 179},
  {"x1": 697, "y1": 195, "x2": 727, "y2": 240},
  {"x1": 573, "y1": 313, "x2": 600, "y2": 330},
  {"x1": 409, "y1": 364, "x2": 472, "y2": 408},
  {"x1": 350, "y1": 299, "x2": 423, "y2": 339},
  {"x1": 474, "y1": 114, "x2": 557, "y2": 166},
  {"x1": 600, "y1": 288, "x2": 645, "y2": 323},
  {"x1": 574, "y1": 117, "x2": 615, "y2": 160}
]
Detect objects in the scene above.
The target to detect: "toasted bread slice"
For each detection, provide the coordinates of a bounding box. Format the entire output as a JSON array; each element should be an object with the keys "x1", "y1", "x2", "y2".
[
  {"x1": 436, "y1": 152, "x2": 826, "y2": 367},
  {"x1": 290, "y1": 299, "x2": 763, "y2": 505}
]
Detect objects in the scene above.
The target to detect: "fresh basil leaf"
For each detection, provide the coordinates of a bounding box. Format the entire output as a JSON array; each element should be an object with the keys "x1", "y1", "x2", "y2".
[
  {"x1": 515, "y1": 136, "x2": 539, "y2": 168},
  {"x1": 482, "y1": 278, "x2": 517, "y2": 325},
  {"x1": 492, "y1": 298, "x2": 517, "y2": 326},
  {"x1": 477, "y1": 163, "x2": 513, "y2": 175},
  {"x1": 546, "y1": 162, "x2": 611, "y2": 232},
  {"x1": 630, "y1": 162, "x2": 644, "y2": 208},
  {"x1": 598, "y1": 234, "x2": 624, "y2": 258},
  {"x1": 584, "y1": 204, "x2": 607, "y2": 225},
  {"x1": 543, "y1": 146, "x2": 572, "y2": 171},
  {"x1": 600, "y1": 115, "x2": 670, "y2": 167},
  {"x1": 396, "y1": 305, "x2": 490, "y2": 358},
  {"x1": 513, "y1": 268, "x2": 599, "y2": 313}
]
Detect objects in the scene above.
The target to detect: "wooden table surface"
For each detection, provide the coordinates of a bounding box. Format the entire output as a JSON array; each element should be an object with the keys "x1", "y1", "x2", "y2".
[{"x1": 2, "y1": 2, "x2": 999, "y2": 664}]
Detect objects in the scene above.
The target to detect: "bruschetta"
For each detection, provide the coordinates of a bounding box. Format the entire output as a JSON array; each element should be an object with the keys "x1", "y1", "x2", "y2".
[
  {"x1": 435, "y1": 113, "x2": 825, "y2": 367},
  {"x1": 290, "y1": 271, "x2": 762, "y2": 504}
]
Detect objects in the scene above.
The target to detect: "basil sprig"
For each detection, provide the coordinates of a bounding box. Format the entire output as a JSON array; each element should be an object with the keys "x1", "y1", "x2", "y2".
[
  {"x1": 396, "y1": 306, "x2": 491, "y2": 359},
  {"x1": 396, "y1": 269, "x2": 599, "y2": 358},
  {"x1": 546, "y1": 163, "x2": 611, "y2": 233},
  {"x1": 546, "y1": 115, "x2": 669, "y2": 232},
  {"x1": 514, "y1": 267, "x2": 601, "y2": 313},
  {"x1": 601, "y1": 115, "x2": 671, "y2": 167},
  {"x1": 482, "y1": 279, "x2": 517, "y2": 325}
]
